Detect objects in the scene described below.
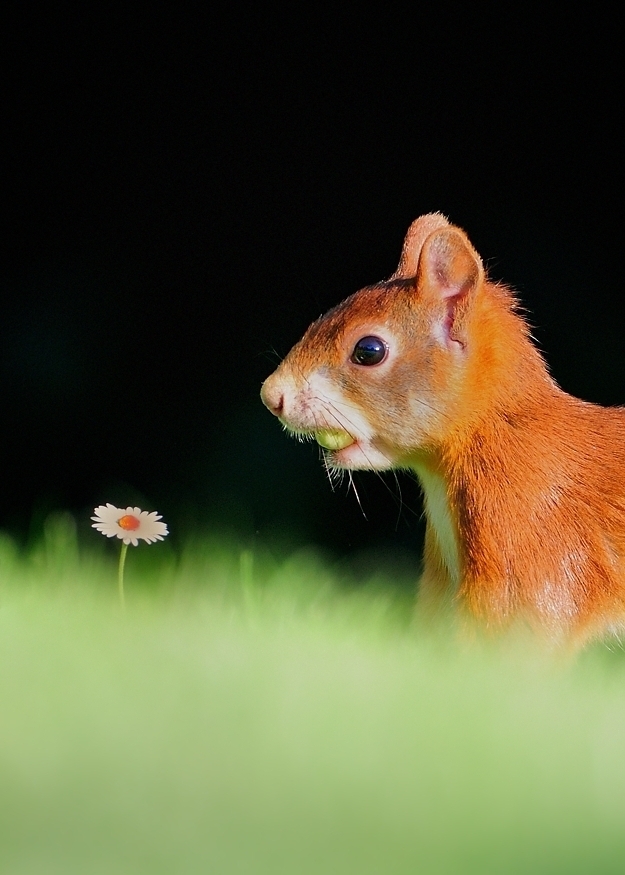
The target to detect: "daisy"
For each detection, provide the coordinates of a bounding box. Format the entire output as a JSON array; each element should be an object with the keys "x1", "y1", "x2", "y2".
[
  {"x1": 91, "y1": 504, "x2": 168, "y2": 546},
  {"x1": 92, "y1": 504, "x2": 169, "y2": 607}
]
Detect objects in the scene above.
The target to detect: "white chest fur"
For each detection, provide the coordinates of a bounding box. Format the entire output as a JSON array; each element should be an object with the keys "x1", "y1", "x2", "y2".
[{"x1": 413, "y1": 464, "x2": 461, "y2": 587}]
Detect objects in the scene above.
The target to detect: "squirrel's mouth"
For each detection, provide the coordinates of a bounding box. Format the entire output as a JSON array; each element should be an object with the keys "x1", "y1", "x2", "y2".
[
  {"x1": 314, "y1": 429, "x2": 356, "y2": 451},
  {"x1": 291, "y1": 427, "x2": 395, "y2": 472}
]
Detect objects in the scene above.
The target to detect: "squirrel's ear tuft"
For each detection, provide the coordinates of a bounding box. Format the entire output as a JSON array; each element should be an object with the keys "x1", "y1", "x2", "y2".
[
  {"x1": 391, "y1": 213, "x2": 450, "y2": 280},
  {"x1": 416, "y1": 226, "x2": 484, "y2": 349}
]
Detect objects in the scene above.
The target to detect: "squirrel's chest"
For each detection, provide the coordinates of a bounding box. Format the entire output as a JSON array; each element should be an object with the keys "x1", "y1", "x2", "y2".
[{"x1": 413, "y1": 464, "x2": 461, "y2": 587}]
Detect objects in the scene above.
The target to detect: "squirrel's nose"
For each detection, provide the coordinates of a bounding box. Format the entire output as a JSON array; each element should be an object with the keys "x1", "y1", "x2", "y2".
[{"x1": 260, "y1": 377, "x2": 284, "y2": 417}]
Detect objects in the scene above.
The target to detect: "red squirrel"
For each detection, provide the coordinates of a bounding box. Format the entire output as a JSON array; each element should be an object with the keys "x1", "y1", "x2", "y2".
[{"x1": 261, "y1": 214, "x2": 625, "y2": 647}]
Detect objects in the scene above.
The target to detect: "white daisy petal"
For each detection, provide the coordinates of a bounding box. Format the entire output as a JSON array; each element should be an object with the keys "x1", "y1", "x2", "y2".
[{"x1": 91, "y1": 504, "x2": 169, "y2": 545}]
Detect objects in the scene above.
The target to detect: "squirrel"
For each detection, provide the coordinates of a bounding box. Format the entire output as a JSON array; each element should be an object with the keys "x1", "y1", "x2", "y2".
[{"x1": 261, "y1": 214, "x2": 625, "y2": 647}]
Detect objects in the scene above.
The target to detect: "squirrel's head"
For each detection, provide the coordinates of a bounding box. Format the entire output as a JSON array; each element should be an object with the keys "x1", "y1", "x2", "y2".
[{"x1": 260, "y1": 213, "x2": 512, "y2": 471}]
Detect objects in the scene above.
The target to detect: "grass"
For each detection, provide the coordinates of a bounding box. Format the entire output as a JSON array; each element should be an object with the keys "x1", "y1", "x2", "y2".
[{"x1": 2, "y1": 515, "x2": 625, "y2": 873}]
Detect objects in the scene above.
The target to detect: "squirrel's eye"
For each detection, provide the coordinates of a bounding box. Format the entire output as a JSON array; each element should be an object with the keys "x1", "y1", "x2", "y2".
[{"x1": 350, "y1": 336, "x2": 387, "y2": 366}]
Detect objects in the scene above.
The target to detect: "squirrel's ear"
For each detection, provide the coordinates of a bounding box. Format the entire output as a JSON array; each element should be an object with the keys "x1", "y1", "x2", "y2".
[
  {"x1": 391, "y1": 213, "x2": 450, "y2": 279},
  {"x1": 416, "y1": 226, "x2": 484, "y2": 349}
]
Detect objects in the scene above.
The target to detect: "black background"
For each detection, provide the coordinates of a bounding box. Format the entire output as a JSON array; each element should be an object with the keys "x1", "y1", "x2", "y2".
[{"x1": 2, "y1": 8, "x2": 622, "y2": 560}]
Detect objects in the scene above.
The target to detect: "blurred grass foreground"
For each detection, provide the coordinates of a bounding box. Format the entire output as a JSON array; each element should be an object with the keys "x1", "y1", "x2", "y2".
[{"x1": 2, "y1": 515, "x2": 625, "y2": 874}]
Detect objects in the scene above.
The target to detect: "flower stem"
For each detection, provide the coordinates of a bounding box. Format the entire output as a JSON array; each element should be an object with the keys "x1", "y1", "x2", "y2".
[{"x1": 118, "y1": 542, "x2": 128, "y2": 609}]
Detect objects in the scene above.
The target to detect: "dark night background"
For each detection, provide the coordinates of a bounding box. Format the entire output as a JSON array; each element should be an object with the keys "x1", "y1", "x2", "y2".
[{"x1": 2, "y1": 9, "x2": 622, "y2": 561}]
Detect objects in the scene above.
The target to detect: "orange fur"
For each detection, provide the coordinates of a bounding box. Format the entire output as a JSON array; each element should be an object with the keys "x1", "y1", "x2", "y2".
[{"x1": 261, "y1": 214, "x2": 625, "y2": 647}]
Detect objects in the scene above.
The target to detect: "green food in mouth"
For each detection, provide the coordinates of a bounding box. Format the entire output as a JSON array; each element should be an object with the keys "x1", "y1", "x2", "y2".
[{"x1": 315, "y1": 429, "x2": 355, "y2": 450}]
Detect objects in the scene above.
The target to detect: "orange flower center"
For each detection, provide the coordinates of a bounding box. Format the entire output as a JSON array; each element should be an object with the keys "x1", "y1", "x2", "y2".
[{"x1": 118, "y1": 514, "x2": 140, "y2": 531}]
